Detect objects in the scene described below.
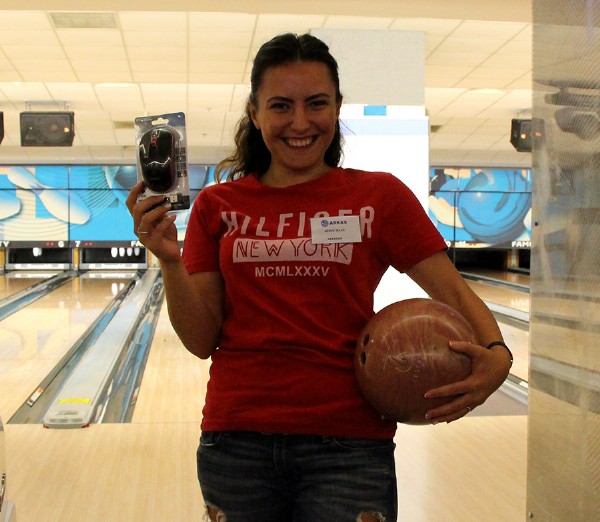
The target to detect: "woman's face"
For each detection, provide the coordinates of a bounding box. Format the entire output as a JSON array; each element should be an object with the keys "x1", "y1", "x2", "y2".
[{"x1": 250, "y1": 60, "x2": 341, "y2": 186}]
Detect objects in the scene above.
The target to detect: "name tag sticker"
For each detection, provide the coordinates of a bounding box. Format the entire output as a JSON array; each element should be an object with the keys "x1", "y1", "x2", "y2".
[{"x1": 310, "y1": 215, "x2": 362, "y2": 244}]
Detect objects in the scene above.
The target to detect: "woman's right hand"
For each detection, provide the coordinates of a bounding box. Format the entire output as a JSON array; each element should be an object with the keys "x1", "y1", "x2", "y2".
[{"x1": 125, "y1": 182, "x2": 181, "y2": 263}]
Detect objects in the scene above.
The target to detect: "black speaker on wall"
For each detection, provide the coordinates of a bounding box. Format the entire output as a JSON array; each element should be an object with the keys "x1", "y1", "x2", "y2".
[
  {"x1": 510, "y1": 118, "x2": 532, "y2": 152},
  {"x1": 20, "y1": 111, "x2": 75, "y2": 147},
  {"x1": 0, "y1": 112, "x2": 4, "y2": 145}
]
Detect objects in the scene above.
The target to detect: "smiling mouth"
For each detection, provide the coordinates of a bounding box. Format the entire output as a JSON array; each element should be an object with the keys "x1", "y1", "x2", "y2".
[{"x1": 285, "y1": 136, "x2": 316, "y2": 147}]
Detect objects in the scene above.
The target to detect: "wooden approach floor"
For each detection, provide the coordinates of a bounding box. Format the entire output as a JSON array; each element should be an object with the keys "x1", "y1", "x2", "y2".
[{"x1": 1, "y1": 271, "x2": 528, "y2": 521}]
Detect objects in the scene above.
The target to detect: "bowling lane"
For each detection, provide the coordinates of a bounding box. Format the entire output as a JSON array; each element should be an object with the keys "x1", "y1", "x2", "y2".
[
  {"x1": 464, "y1": 267, "x2": 530, "y2": 287},
  {"x1": 466, "y1": 277, "x2": 529, "y2": 383},
  {"x1": 0, "y1": 270, "x2": 59, "y2": 301},
  {"x1": 497, "y1": 321, "x2": 528, "y2": 383},
  {"x1": 4, "y1": 405, "x2": 527, "y2": 522},
  {"x1": 131, "y1": 299, "x2": 210, "y2": 424},
  {"x1": 465, "y1": 279, "x2": 529, "y2": 314},
  {"x1": 2, "y1": 271, "x2": 529, "y2": 522},
  {"x1": 0, "y1": 271, "x2": 137, "y2": 419},
  {"x1": 394, "y1": 416, "x2": 527, "y2": 520},
  {"x1": 133, "y1": 279, "x2": 531, "y2": 423}
]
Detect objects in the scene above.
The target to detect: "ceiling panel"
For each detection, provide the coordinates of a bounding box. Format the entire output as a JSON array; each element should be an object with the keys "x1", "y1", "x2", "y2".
[
  {"x1": 19, "y1": 64, "x2": 77, "y2": 83},
  {"x1": 465, "y1": 66, "x2": 525, "y2": 82},
  {"x1": 427, "y1": 52, "x2": 491, "y2": 67},
  {"x1": 135, "y1": 72, "x2": 188, "y2": 83},
  {"x1": 0, "y1": 11, "x2": 50, "y2": 29},
  {"x1": 129, "y1": 47, "x2": 183, "y2": 62},
  {"x1": 188, "y1": 12, "x2": 257, "y2": 31},
  {"x1": 424, "y1": 87, "x2": 465, "y2": 111},
  {"x1": 322, "y1": 16, "x2": 393, "y2": 30},
  {"x1": 188, "y1": 71, "x2": 246, "y2": 84},
  {"x1": 0, "y1": 5, "x2": 533, "y2": 167},
  {"x1": 390, "y1": 18, "x2": 463, "y2": 35},
  {"x1": 425, "y1": 65, "x2": 475, "y2": 84},
  {"x1": 482, "y1": 52, "x2": 531, "y2": 69},
  {"x1": 1, "y1": 45, "x2": 65, "y2": 60},
  {"x1": 57, "y1": 28, "x2": 123, "y2": 46},
  {"x1": 189, "y1": 33, "x2": 254, "y2": 51},
  {"x1": 254, "y1": 14, "x2": 327, "y2": 33},
  {"x1": 190, "y1": 47, "x2": 250, "y2": 62},
  {"x1": 123, "y1": 30, "x2": 187, "y2": 47},
  {"x1": 451, "y1": 20, "x2": 529, "y2": 39},
  {"x1": 434, "y1": 36, "x2": 507, "y2": 54},
  {"x1": 45, "y1": 83, "x2": 99, "y2": 108},
  {"x1": 118, "y1": 11, "x2": 187, "y2": 30},
  {"x1": 187, "y1": 84, "x2": 236, "y2": 108},
  {"x1": 0, "y1": 29, "x2": 58, "y2": 46},
  {"x1": 95, "y1": 85, "x2": 143, "y2": 111}
]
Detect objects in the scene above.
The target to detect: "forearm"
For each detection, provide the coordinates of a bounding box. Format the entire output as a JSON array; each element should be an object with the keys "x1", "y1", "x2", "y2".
[
  {"x1": 159, "y1": 258, "x2": 223, "y2": 359},
  {"x1": 427, "y1": 279, "x2": 512, "y2": 366},
  {"x1": 406, "y1": 251, "x2": 512, "y2": 368},
  {"x1": 444, "y1": 289, "x2": 502, "y2": 346}
]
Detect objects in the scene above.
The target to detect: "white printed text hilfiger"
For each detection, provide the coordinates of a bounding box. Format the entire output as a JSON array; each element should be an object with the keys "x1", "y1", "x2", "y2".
[{"x1": 221, "y1": 207, "x2": 375, "y2": 239}]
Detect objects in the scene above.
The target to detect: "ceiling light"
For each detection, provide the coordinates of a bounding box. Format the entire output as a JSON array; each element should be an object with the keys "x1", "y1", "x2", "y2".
[
  {"x1": 113, "y1": 121, "x2": 135, "y2": 130},
  {"x1": 50, "y1": 12, "x2": 117, "y2": 29}
]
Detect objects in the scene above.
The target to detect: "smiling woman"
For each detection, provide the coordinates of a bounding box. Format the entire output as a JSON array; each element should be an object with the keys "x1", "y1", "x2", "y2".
[
  {"x1": 248, "y1": 61, "x2": 341, "y2": 187},
  {"x1": 214, "y1": 33, "x2": 345, "y2": 186},
  {"x1": 126, "y1": 32, "x2": 512, "y2": 522}
]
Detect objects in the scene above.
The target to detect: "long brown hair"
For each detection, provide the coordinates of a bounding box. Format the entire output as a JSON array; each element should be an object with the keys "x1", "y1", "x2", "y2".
[{"x1": 215, "y1": 33, "x2": 344, "y2": 183}]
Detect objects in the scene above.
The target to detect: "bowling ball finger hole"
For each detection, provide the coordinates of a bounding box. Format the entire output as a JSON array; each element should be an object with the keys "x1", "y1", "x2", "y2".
[
  {"x1": 360, "y1": 351, "x2": 367, "y2": 365},
  {"x1": 361, "y1": 334, "x2": 370, "y2": 346}
]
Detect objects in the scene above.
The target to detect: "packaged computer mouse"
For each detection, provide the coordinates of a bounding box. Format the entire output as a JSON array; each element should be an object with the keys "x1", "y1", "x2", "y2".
[{"x1": 135, "y1": 112, "x2": 190, "y2": 210}]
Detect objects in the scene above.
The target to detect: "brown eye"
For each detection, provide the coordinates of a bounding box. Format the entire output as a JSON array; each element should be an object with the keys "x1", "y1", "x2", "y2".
[{"x1": 269, "y1": 102, "x2": 289, "y2": 111}]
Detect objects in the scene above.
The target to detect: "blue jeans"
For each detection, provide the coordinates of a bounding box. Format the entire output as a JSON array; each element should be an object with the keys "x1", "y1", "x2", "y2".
[{"x1": 197, "y1": 431, "x2": 397, "y2": 522}]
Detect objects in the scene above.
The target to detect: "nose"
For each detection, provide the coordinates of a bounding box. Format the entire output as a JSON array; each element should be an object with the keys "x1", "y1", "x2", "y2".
[{"x1": 290, "y1": 107, "x2": 310, "y2": 132}]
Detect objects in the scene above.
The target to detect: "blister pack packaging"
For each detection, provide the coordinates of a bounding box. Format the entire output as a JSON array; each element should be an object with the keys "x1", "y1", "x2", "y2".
[{"x1": 134, "y1": 112, "x2": 190, "y2": 210}]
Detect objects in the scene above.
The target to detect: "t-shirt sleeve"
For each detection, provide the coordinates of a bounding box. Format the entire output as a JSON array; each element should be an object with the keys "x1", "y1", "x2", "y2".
[
  {"x1": 181, "y1": 188, "x2": 221, "y2": 274},
  {"x1": 376, "y1": 173, "x2": 447, "y2": 273}
]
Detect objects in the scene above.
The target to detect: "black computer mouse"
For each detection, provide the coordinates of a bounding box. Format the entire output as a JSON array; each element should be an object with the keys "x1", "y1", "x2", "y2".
[{"x1": 138, "y1": 127, "x2": 177, "y2": 193}]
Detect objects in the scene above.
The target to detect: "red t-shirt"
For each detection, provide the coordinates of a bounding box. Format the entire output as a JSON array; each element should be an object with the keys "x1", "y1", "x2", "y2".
[{"x1": 182, "y1": 167, "x2": 446, "y2": 439}]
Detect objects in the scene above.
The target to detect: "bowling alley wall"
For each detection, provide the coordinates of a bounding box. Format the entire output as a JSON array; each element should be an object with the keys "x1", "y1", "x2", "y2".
[
  {"x1": 0, "y1": 164, "x2": 214, "y2": 268},
  {"x1": 0, "y1": 163, "x2": 532, "y2": 270},
  {"x1": 428, "y1": 167, "x2": 532, "y2": 249},
  {"x1": 0, "y1": 25, "x2": 533, "y2": 274},
  {"x1": 527, "y1": 0, "x2": 600, "y2": 519}
]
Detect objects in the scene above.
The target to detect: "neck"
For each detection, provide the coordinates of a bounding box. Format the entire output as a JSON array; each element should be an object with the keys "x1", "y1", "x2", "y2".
[{"x1": 260, "y1": 166, "x2": 331, "y2": 188}]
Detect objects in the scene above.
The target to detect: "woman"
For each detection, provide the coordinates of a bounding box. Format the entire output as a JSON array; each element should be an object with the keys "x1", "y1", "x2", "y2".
[{"x1": 126, "y1": 33, "x2": 512, "y2": 522}]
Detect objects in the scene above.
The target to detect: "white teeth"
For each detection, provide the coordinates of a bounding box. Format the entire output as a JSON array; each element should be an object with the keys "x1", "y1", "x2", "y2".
[{"x1": 286, "y1": 137, "x2": 313, "y2": 147}]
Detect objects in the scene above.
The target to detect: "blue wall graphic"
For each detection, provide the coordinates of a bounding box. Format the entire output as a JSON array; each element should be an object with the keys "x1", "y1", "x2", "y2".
[{"x1": 428, "y1": 167, "x2": 532, "y2": 249}]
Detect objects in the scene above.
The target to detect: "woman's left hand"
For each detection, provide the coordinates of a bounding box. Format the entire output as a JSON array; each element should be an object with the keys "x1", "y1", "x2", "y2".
[{"x1": 423, "y1": 341, "x2": 512, "y2": 424}]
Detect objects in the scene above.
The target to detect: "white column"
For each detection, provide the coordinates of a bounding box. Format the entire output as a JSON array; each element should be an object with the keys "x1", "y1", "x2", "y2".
[{"x1": 312, "y1": 29, "x2": 429, "y2": 310}]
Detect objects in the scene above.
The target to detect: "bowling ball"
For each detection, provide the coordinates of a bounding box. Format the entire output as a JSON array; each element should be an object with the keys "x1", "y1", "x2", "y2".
[{"x1": 355, "y1": 298, "x2": 475, "y2": 425}]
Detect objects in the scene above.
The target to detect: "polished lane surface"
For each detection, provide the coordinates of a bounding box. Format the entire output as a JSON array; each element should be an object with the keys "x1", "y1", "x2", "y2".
[
  {"x1": 464, "y1": 271, "x2": 530, "y2": 383},
  {"x1": 0, "y1": 270, "x2": 58, "y2": 301},
  {"x1": 2, "y1": 267, "x2": 528, "y2": 522},
  {"x1": 465, "y1": 267, "x2": 530, "y2": 287},
  {"x1": 131, "y1": 302, "x2": 210, "y2": 424},
  {"x1": 0, "y1": 271, "x2": 136, "y2": 419}
]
